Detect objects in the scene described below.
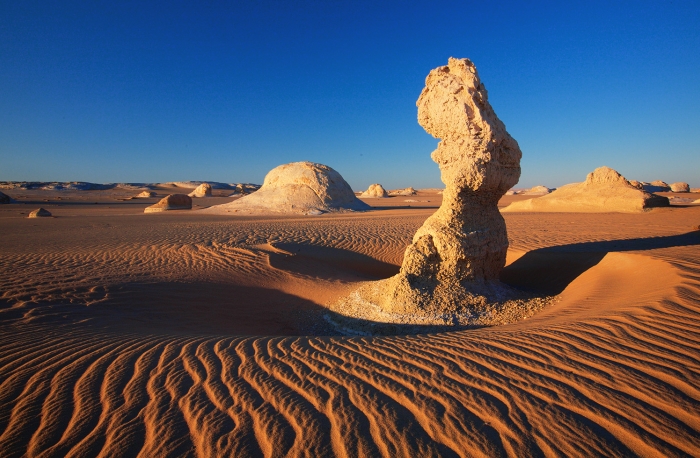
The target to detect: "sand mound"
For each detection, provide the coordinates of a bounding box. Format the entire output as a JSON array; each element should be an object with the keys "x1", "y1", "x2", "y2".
[
  {"x1": 28, "y1": 208, "x2": 51, "y2": 218},
  {"x1": 135, "y1": 191, "x2": 156, "y2": 198},
  {"x1": 360, "y1": 183, "x2": 388, "y2": 198},
  {"x1": 503, "y1": 166, "x2": 670, "y2": 213},
  {"x1": 0, "y1": 191, "x2": 10, "y2": 204},
  {"x1": 522, "y1": 185, "x2": 551, "y2": 195},
  {"x1": 389, "y1": 187, "x2": 417, "y2": 196},
  {"x1": 204, "y1": 161, "x2": 369, "y2": 215},
  {"x1": 188, "y1": 183, "x2": 212, "y2": 197},
  {"x1": 670, "y1": 182, "x2": 690, "y2": 192},
  {"x1": 144, "y1": 194, "x2": 192, "y2": 213}
]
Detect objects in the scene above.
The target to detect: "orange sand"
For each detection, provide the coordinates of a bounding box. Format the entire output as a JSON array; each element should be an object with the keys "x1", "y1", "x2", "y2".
[{"x1": 1, "y1": 188, "x2": 699, "y2": 456}]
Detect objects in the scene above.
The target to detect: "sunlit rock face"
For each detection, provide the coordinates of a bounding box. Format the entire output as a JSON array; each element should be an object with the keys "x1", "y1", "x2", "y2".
[
  {"x1": 382, "y1": 57, "x2": 522, "y2": 314},
  {"x1": 188, "y1": 183, "x2": 212, "y2": 197}
]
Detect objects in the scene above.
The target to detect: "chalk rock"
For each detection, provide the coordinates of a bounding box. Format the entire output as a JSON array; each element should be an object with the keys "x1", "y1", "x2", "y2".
[
  {"x1": 188, "y1": 183, "x2": 212, "y2": 198},
  {"x1": 204, "y1": 161, "x2": 369, "y2": 215},
  {"x1": 360, "y1": 184, "x2": 389, "y2": 198},
  {"x1": 363, "y1": 57, "x2": 522, "y2": 316},
  {"x1": 628, "y1": 180, "x2": 644, "y2": 190},
  {"x1": 389, "y1": 187, "x2": 417, "y2": 196},
  {"x1": 144, "y1": 194, "x2": 192, "y2": 213},
  {"x1": 0, "y1": 191, "x2": 10, "y2": 204},
  {"x1": 28, "y1": 208, "x2": 52, "y2": 218},
  {"x1": 643, "y1": 180, "x2": 671, "y2": 193},
  {"x1": 522, "y1": 185, "x2": 551, "y2": 195},
  {"x1": 670, "y1": 182, "x2": 690, "y2": 193},
  {"x1": 502, "y1": 166, "x2": 669, "y2": 213},
  {"x1": 136, "y1": 191, "x2": 156, "y2": 198}
]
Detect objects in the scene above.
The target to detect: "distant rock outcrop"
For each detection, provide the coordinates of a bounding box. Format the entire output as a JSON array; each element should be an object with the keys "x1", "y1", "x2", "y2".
[
  {"x1": 388, "y1": 187, "x2": 417, "y2": 196},
  {"x1": 670, "y1": 182, "x2": 690, "y2": 193},
  {"x1": 188, "y1": 183, "x2": 212, "y2": 198},
  {"x1": 502, "y1": 166, "x2": 669, "y2": 213},
  {"x1": 135, "y1": 191, "x2": 156, "y2": 198},
  {"x1": 28, "y1": 208, "x2": 52, "y2": 218},
  {"x1": 643, "y1": 181, "x2": 672, "y2": 193},
  {"x1": 203, "y1": 161, "x2": 369, "y2": 215},
  {"x1": 0, "y1": 191, "x2": 10, "y2": 204},
  {"x1": 628, "y1": 180, "x2": 644, "y2": 190},
  {"x1": 522, "y1": 185, "x2": 551, "y2": 195},
  {"x1": 144, "y1": 194, "x2": 192, "y2": 213},
  {"x1": 360, "y1": 184, "x2": 389, "y2": 198}
]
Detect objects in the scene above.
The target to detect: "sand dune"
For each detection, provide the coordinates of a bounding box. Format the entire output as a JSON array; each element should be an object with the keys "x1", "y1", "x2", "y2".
[{"x1": 1, "y1": 191, "x2": 699, "y2": 456}]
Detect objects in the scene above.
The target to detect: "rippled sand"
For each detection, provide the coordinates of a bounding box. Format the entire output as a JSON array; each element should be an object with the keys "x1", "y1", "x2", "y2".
[{"x1": 1, "y1": 189, "x2": 699, "y2": 456}]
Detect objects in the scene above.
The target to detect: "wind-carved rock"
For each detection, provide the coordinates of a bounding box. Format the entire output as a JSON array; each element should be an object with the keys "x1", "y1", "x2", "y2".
[{"x1": 378, "y1": 57, "x2": 521, "y2": 315}]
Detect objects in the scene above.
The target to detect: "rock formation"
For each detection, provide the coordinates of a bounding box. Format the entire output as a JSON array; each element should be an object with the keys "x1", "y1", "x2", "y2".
[
  {"x1": 337, "y1": 58, "x2": 522, "y2": 320},
  {"x1": 628, "y1": 180, "x2": 644, "y2": 190},
  {"x1": 389, "y1": 187, "x2": 417, "y2": 196},
  {"x1": 144, "y1": 194, "x2": 192, "y2": 213},
  {"x1": 203, "y1": 162, "x2": 369, "y2": 215},
  {"x1": 28, "y1": 208, "x2": 52, "y2": 218},
  {"x1": 0, "y1": 191, "x2": 10, "y2": 204},
  {"x1": 360, "y1": 184, "x2": 389, "y2": 198},
  {"x1": 135, "y1": 191, "x2": 156, "y2": 198},
  {"x1": 643, "y1": 181, "x2": 671, "y2": 193},
  {"x1": 670, "y1": 182, "x2": 690, "y2": 193},
  {"x1": 522, "y1": 185, "x2": 551, "y2": 195},
  {"x1": 502, "y1": 166, "x2": 669, "y2": 213},
  {"x1": 188, "y1": 183, "x2": 212, "y2": 198}
]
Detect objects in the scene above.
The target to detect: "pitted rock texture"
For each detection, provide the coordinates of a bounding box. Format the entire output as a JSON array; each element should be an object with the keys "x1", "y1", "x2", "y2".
[
  {"x1": 188, "y1": 183, "x2": 212, "y2": 198},
  {"x1": 369, "y1": 57, "x2": 522, "y2": 316},
  {"x1": 670, "y1": 182, "x2": 690, "y2": 193},
  {"x1": 503, "y1": 166, "x2": 669, "y2": 213},
  {"x1": 144, "y1": 194, "x2": 192, "y2": 213},
  {"x1": 360, "y1": 184, "x2": 388, "y2": 198},
  {"x1": 204, "y1": 161, "x2": 369, "y2": 215}
]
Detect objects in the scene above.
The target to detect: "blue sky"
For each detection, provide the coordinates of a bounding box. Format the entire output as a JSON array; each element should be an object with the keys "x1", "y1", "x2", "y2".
[{"x1": 1, "y1": 1, "x2": 698, "y2": 189}]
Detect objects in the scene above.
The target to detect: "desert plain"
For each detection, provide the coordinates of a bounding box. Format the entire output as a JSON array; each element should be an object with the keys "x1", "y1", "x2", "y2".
[{"x1": 0, "y1": 182, "x2": 699, "y2": 457}]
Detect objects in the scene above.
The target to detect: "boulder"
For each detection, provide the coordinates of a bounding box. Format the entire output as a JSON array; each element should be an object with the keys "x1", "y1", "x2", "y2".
[
  {"x1": 203, "y1": 161, "x2": 369, "y2": 215},
  {"x1": 0, "y1": 191, "x2": 10, "y2": 204},
  {"x1": 502, "y1": 166, "x2": 669, "y2": 213},
  {"x1": 522, "y1": 185, "x2": 551, "y2": 195},
  {"x1": 28, "y1": 208, "x2": 52, "y2": 218},
  {"x1": 144, "y1": 194, "x2": 192, "y2": 213},
  {"x1": 135, "y1": 191, "x2": 156, "y2": 198},
  {"x1": 188, "y1": 183, "x2": 212, "y2": 198},
  {"x1": 670, "y1": 182, "x2": 690, "y2": 193},
  {"x1": 360, "y1": 184, "x2": 389, "y2": 198}
]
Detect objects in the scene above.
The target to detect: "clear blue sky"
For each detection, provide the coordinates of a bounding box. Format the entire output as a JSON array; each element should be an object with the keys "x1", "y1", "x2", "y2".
[{"x1": 1, "y1": 1, "x2": 698, "y2": 189}]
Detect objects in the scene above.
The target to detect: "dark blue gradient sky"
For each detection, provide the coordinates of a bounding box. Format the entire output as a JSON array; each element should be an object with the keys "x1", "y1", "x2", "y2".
[{"x1": 1, "y1": 1, "x2": 698, "y2": 189}]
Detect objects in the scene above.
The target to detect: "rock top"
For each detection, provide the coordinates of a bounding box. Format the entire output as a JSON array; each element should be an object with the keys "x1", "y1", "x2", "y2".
[
  {"x1": 204, "y1": 162, "x2": 369, "y2": 215},
  {"x1": 502, "y1": 166, "x2": 669, "y2": 213},
  {"x1": 670, "y1": 182, "x2": 690, "y2": 193},
  {"x1": 144, "y1": 194, "x2": 192, "y2": 213},
  {"x1": 28, "y1": 208, "x2": 52, "y2": 218},
  {"x1": 188, "y1": 183, "x2": 212, "y2": 198},
  {"x1": 360, "y1": 184, "x2": 388, "y2": 198}
]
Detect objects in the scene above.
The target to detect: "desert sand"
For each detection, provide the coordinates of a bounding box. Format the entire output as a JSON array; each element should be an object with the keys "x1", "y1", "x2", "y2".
[{"x1": 0, "y1": 185, "x2": 699, "y2": 456}]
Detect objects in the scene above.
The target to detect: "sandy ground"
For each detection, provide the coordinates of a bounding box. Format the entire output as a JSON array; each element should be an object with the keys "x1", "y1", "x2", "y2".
[{"x1": 1, "y1": 188, "x2": 699, "y2": 456}]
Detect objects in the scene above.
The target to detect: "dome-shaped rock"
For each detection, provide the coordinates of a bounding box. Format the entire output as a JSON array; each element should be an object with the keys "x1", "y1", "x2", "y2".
[
  {"x1": 203, "y1": 162, "x2": 369, "y2": 215},
  {"x1": 360, "y1": 184, "x2": 389, "y2": 198},
  {"x1": 389, "y1": 187, "x2": 417, "y2": 196},
  {"x1": 28, "y1": 208, "x2": 52, "y2": 218},
  {"x1": 144, "y1": 194, "x2": 192, "y2": 213},
  {"x1": 135, "y1": 191, "x2": 156, "y2": 198},
  {"x1": 502, "y1": 166, "x2": 669, "y2": 213},
  {"x1": 522, "y1": 185, "x2": 551, "y2": 195}
]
